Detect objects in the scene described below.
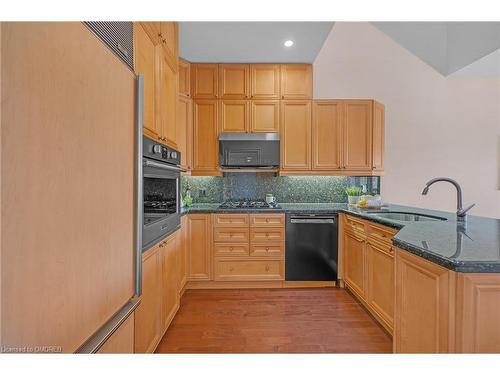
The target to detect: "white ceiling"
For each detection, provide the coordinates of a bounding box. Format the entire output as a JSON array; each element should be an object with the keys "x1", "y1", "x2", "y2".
[
  {"x1": 372, "y1": 22, "x2": 500, "y2": 76},
  {"x1": 179, "y1": 22, "x2": 334, "y2": 63}
]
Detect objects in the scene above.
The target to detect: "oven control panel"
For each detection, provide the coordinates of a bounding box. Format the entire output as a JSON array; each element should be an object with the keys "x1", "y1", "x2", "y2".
[{"x1": 144, "y1": 135, "x2": 181, "y2": 165}]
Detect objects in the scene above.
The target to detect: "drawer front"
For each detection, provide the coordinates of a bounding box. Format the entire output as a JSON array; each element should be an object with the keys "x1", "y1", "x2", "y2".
[
  {"x1": 250, "y1": 227, "x2": 285, "y2": 242},
  {"x1": 214, "y1": 227, "x2": 250, "y2": 242},
  {"x1": 250, "y1": 242, "x2": 284, "y2": 257},
  {"x1": 249, "y1": 214, "x2": 285, "y2": 227},
  {"x1": 213, "y1": 243, "x2": 249, "y2": 256},
  {"x1": 214, "y1": 258, "x2": 284, "y2": 281},
  {"x1": 344, "y1": 215, "x2": 367, "y2": 234},
  {"x1": 213, "y1": 214, "x2": 249, "y2": 227},
  {"x1": 367, "y1": 223, "x2": 396, "y2": 245}
]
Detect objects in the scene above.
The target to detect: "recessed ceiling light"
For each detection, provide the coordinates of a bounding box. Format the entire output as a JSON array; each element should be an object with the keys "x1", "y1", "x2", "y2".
[{"x1": 284, "y1": 40, "x2": 294, "y2": 47}]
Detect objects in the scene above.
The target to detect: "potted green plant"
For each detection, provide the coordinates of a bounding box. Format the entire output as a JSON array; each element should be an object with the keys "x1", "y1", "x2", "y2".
[{"x1": 345, "y1": 186, "x2": 362, "y2": 205}]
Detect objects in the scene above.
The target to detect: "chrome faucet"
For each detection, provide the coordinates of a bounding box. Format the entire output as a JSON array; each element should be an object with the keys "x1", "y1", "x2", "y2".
[{"x1": 421, "y1": 177, "x2": 475, "y2": 221}]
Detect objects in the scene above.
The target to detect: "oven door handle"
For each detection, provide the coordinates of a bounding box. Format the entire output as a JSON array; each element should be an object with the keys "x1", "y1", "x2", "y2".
[{"x1": 143, "y1": 159, "x2": 186, "y2": 173}]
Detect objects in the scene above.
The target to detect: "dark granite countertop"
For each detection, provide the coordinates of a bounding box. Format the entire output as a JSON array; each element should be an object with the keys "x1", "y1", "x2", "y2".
[{"x1": 180, "y1": 202, "x2": 500, "y2": 273}]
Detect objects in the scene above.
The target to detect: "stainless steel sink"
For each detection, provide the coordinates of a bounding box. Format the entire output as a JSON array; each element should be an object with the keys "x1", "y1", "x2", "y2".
[{"x1": 365, "y1": 211, "x2": 447, "y2": 222}]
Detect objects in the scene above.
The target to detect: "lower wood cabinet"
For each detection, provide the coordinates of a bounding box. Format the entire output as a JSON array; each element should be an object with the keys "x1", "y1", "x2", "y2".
[
  {"x1": 214, "y1": 258, "x2": 284, "y2": 281},
  {"x1": 187, "y1": 214, "x2": 213, "y2": 280},
  {"x1": 343, "y1": 229, "x2": 367, "y2": 299},
  {"x1": 97, "y1": 313, "x2": 135, "y2": 354},
  {"x1": 160, "y1": 231, "x2": 180, "y2": 333},
  {"x1": 394, "y1": 249, "x2": 455, "y2": 353}
]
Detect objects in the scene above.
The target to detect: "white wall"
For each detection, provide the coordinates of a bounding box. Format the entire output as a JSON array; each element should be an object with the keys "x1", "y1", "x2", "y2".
[{"x1": 313, "y1": 22, "x2": 500, "y2": 218}]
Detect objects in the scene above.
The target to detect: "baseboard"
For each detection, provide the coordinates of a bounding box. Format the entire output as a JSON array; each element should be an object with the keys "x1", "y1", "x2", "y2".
[{"x1": 282, "y1": 281, "x2": 336, "y2": 288}]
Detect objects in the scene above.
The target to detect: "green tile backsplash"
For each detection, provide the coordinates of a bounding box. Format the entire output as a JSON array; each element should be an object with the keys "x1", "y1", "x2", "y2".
[{"x1": 182, "y1": 174, "x2": 380, "y2": 203}]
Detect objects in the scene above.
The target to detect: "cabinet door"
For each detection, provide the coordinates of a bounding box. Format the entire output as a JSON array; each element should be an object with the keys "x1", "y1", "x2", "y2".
[
  {"x1": 312, "y1": 100, "x2": 343, "y2": 170},
  {"x1": 280, "y1": 64, "x2": 312, "y2": 99},
  {"x1": 134, "y1": 23, "x2": 160, "y2": 141},
  {"x1": 192, "y1": 64, "x2": 218, "y2": 99},
  {"x1": 250, "y1": 64, "x2": 280, "y2": 99},
  {"x1": 177, "y1": 96, "x2": 192, "y2": 170},
  {"x1": 343, "y1": 100, "x2": 373, "y2": 171},
  {"x1": 158, "y1": 50, "x2": 178, "y2": 148},
  {"x1": 250, "y1": 100, "x2": 280, "y2": 133},
  {"x1": 179, "y1": 216, "x2": 188, "y2": 291},
  {"x1": 134, "y1": 246, "x2": 161, "y2": 353},
  {"x1": 394, "y1": 249, "x2": 454, "y2": 353},
  {"x1": 220, "y1": 100, "x2": 249, "y2": 132},
  {"x1": 219, "y1": 64, "x2": 250, "y2": 99},
  {"x1": 97, "y1": 313, "x2": 134, "y2": 354},
  {"x1": 192, "y1": 100, "x2": 219, "y2": 174},
  {"x1": 366, "y1": 240, "x2": 394, "y2": 330},
  {"x1": 159, "y1": 22, "x2": 178, "y2": 63},
  {"x1": 178, "y1": 59, "x2": 191, "y2": 98},
  {"x1": 343, "y1": 230, "x2": 367, "y2": 299},
  {"x1": 280, "y1": 100, "x2": 311, "y2": 170},
  {"x1": 160, "y1": 233, "x2": 180, "y2": 333},
  {"x1": 372, "y1": 101, "x2": 385, "y2": 171},
  {"x1": 187, "y1": 214, "x2": 212, "y2": 280}
]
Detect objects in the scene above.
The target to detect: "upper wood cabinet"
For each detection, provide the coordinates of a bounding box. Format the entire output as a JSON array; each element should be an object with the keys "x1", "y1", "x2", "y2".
[
  {"x1": 280, "y1": 100, "x2": 312, "y2": 170},
  {"x1": 280, "y1": 64, "x2": 312, "y2": 99},
  {"x1": 343, "y1": 100, "x2": 373, "y2": 171},
  {"x1": 219, "y1": 64, "x2": 250, "y2": 99},
  {"x1": 187, "y1": 214, "x2": 213, "y2": 280},
  {"x1": 192, "y1": 100, "x2": 220, "y2": 175},
  {"x1": 178, "y1": 59, "x2": 191, "y2": 98},
  {"x1": 312, "y1": 100, "x2": 343, "y2": 170},
  {"x1": 177, "y1": 96, "x2": 192, "y2": 170},
  {"x1": 250, "y1": 100, "x2": 280, "y2": 133},
  {"x1": 159, "y1": 22, "x2": 178, "y2": 64},
  {"x1": 191, "y1": 64, "x2": 219, "y2": 99},
  {"x1": 134, "y1": 23, "x2": 160, "y2": 141},
  {"x1": 250, "y1": 64, "x2": 280, "y2": 99},
  {"x1": 158, "y1": 49, "x2": 178, "y2": 148},
  {"x1": 219, "y1": 100, "x2": 250, "y2": 132},
  {"x1": 372, "y1": 101, "x2": 385, "y2": 171}
]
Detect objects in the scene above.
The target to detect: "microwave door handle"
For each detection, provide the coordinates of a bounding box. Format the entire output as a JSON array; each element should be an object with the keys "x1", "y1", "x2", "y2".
[{"x1": 143, "y1": 159, "x2": 186, "y2": 173}]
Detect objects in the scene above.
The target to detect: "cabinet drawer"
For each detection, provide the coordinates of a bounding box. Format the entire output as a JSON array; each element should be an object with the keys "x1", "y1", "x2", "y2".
[
  {"x1": 213, "y1": 227, "x2": 249, "y2": 242},
  {"x1": 249, "y1": 214, "x2": 285, "y2": 227},
  {"x1": 213, "y1": 214, "x2": 249, "y2": 227},
  {"x1": 214, "y1": 258, "x2": 284, "y2": 281},
  {"x1": 367, "y1": 223, "x2": 396, "y2": 245},
  {"x1": 250, "y1": 227, "x2": 285, "y2": 242},
  {"x1": 213, "y1": 243, "x2": 249, "y2": 257},
  {"x1": 344, "y1": 215, "x2": 367, "y2": 234},
  {"x1": 250, "y1": 242, "x2": 284, "y2": 257}
]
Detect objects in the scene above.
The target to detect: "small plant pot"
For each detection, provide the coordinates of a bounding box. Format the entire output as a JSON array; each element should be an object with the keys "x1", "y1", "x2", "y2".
[{"x1": 348, "y1": 196, "x2": 360, "y2": 205}]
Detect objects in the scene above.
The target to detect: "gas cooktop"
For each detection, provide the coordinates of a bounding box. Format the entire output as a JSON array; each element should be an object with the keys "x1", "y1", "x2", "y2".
[{"x1": 218, "y1": 200, "x2": 281, "y2": 210}]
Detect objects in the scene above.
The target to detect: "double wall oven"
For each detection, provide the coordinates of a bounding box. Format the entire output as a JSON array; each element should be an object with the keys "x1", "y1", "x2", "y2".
[{"x1": 142, "y1": 135, "x2": 182, "y2": 250}]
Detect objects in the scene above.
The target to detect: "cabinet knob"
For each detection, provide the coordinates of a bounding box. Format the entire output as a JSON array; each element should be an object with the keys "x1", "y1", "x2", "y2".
[
  {"x1": 230, "y1": 247, "x2": 234, "y2": 251},
  {"x1": 265, "y1": 265, "x2": 270, "y2": 272},
  {"x1": 266, "y1": 247, "x2": 270, "y2": 251},
  {"x1": 266, "y1": 218, "x2": 270, "y2": 222},
  {"x1": 229, "y1": 266, "x2": 234, "y2": 272}
]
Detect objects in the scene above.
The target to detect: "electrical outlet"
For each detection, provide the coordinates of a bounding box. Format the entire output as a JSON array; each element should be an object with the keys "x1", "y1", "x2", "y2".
[{"x1": 199, "y1": 188, "x2": 207, "y2": 197}]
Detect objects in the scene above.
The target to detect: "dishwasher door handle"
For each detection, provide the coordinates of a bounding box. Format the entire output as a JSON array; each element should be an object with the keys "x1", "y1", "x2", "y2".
[{"x1": 290, "y1": 218, "x2": 335, "y2": 224}]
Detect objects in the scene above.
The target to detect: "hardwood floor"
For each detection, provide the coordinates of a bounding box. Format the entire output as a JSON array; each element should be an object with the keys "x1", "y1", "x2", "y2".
[{"x1": 155, "y1": 288, "x2": 392, "y2": 353}]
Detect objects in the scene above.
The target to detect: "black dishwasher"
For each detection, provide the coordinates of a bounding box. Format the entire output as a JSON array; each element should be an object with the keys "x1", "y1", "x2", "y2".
[{"x1": 285, "y1": 214, "x2": 338, "y2": 281}]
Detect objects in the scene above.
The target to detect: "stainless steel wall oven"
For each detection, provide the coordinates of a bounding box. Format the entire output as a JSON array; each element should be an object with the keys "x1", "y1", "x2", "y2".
[{"x1": 142, "y1": 135, "x2": 182, "y2": 250}]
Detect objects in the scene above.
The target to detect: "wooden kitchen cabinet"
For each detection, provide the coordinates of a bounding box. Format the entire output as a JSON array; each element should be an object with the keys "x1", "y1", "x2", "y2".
[
  {"x1": 280, "y1": 100, "x2": 312, "y2": 171},
  {"x1": 366, "y1": 240, "x2": 395, "y2": 332},
  {"x1": 250, "y1": 100, "x2": 280, "y2": 132},
  {"x1": 219, "y1": 100, "x2": 250, "y2": 132},
  {"x1": 372, "y1": 101, "x2": 385, "y2": 171},
  {"x1": 159, "y1": 22, "x2": 178, "y2": 64},
  {"x1": 97, "y1": 313, "x2": 135, "y2": 353},
  {"x1": 177, "y1": 95, "x2": 192, "y2": 170},
  {"x1": 191, "y1": 64, "x2": 219, "y2": 99},
  {"x1": 178, "y1": 59, "x2": 191, "y2": 98},
  {"x1": 134, "y1": 23, "x2": 161, "y2": 141},
  {"x1": 135, "y1": 244, "x2": 162, "y2": 353},
  {"x1": 179, "y1": 216, "x2": 188, "y2": 292},
  {"x1": 192, "y1": 100, "x2": 220, "y2": 175},
  {"x1": 158, "y1": 48, "x2": 178, "y2": 148},
  {"x1": 312, "y1": 100, "x2": 343, "y2": 170},
  {"x1": 250, "y1": 64, "x2": 281, "y2": 99},
  {"x1": 160, "y1": 231, "x2": 180, "y2": 334},
  {"x1": 394, "y1": 249, "x2": 455, "y2": 353},
  {"x1": 187, "y1": 214, "x2": 213, "y2": 280},
  {"x1": 219, "y1": 64, "x2": 250, "y2": 99},
  {"x1": 343, "y1": 229, "x2": 367, "y2": 299},
  {"x1": 343, "y1": 100, "x2": 373, "y2": 171},
  {"x1": 280, "y1": 64, "x2": 312, "y2": 99}
]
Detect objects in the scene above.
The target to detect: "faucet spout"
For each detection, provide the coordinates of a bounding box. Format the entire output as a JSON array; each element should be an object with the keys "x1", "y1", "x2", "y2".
[{"x1": 421, "y1": 177, "x2": 474, "y2": 220}]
